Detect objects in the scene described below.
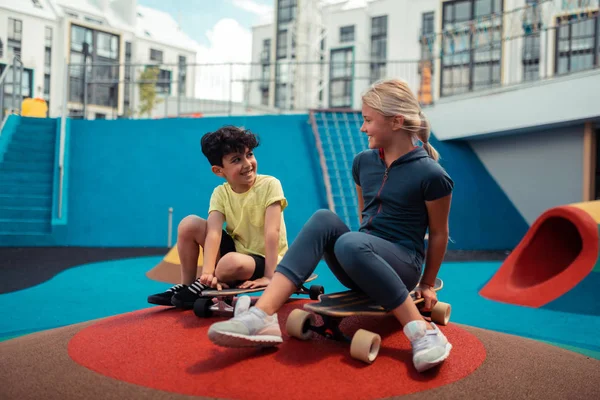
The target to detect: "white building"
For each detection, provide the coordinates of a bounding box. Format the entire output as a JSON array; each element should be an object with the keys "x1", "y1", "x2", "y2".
[
  {"x1": 249, "y1": 0, "x2": 600, "y2": 227},
  {"x1": 0, "y1": 0, "x2": 198, "y2": 119}
]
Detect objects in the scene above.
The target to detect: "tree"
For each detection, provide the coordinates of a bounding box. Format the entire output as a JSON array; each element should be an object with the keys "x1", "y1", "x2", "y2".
[{"x1": 137, "y1": 66, "x2": 163, "y2": 118}]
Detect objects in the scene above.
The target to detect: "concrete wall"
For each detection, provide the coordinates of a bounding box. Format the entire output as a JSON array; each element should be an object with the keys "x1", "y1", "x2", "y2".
[
  {"x1": 468, "y1": 125, "x2": 585, "y2": 224},
  {"x1": 428, "y1": 69, "x2": 600, "y2": 141}
]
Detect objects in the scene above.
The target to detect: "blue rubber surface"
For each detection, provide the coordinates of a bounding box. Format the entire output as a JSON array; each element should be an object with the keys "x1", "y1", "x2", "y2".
[{"x1": 1, "y1": 257, "x2": 598, "y2": 359}]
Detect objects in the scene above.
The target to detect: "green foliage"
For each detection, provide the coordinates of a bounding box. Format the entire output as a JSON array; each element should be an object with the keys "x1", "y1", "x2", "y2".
[{"x1": 138, "y1": 66, "x2": 163, "y2": 118}]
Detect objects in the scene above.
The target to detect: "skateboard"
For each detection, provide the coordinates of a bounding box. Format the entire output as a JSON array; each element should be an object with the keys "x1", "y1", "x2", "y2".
[
  {"x1": 193, "y1": 273, "x2": 323, "y2": 318},
  {"x1": 285, "y1": 278, "x2": 450, "y2": 364}
]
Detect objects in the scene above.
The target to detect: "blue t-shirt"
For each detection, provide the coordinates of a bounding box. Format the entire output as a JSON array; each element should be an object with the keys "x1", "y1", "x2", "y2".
[{"x1": 352, "y1": 147, "x2": 454, "y2": 261}]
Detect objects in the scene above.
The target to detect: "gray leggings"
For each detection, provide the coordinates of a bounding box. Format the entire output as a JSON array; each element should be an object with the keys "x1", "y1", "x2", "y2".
[{"x1": 276, "y1": 209, "x2": 422, "y2": 310}]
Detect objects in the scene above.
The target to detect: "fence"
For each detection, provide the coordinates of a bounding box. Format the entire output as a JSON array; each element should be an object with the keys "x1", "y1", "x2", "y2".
[{"x1": 61, "y1": 4, "x2": 599, "y2": 120}]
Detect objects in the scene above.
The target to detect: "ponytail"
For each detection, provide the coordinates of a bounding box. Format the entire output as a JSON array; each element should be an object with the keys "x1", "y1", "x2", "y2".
[{"x1": 416, "y1": 111, "x2": 440, "y2": 161}]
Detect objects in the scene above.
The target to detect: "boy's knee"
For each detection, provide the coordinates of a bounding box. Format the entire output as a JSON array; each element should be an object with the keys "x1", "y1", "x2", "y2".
[
  {"x1": 215, "y1": 253, "x2": 245, "y2": 280},
  {"x1": 178, "y1": 215, "x2": 206, "y2": 238}
]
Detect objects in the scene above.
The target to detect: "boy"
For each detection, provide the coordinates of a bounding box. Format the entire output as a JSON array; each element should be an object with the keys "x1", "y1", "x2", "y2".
[{"x1": 147, "y1": 126, "x2": 289, "y2": 309}]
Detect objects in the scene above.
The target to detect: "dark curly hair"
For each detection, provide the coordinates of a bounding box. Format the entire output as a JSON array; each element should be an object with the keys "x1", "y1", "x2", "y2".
[{"x1": 200, "y1": 126, "x2": 260, "y2": 166}]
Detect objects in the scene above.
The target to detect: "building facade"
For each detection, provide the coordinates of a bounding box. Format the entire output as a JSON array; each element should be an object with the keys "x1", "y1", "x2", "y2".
[
  {"x1": 249, "y1": 0, "x2": 600, "y2": 223},
  {"x1": 0, "y1": 0, "x2": 198, "y2": 119}
]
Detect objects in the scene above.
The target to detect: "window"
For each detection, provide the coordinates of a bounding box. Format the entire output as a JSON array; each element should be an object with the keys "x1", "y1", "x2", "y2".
[
  {"x1": 522, "y1": 0, "x2": 541, "y2": 81},
  {"x1": 370, "y1": 16, "x2": 388, "y2": 83},
  {"x1": 275, "y1": 83, "x2": 288, "y2": 108},
  {"x1": 31, "y1": 0, "x2": 43, "y2": 9},
  {"x1": 156, "y1": 69, "x2": 172, "y2": 94},
  {"x1": 124, "y1": 42, "x2": 132, "y2": 113},
  {"x1": 261, "y1": 39, "x2": 271, "y2": 62},
  {"x1": 329, "y1": 48, "x2": 353, "y2": 108},
  {"x1": 419, "y1": 12, "x2": 435, "y2": 105},
  {"x1": 277, "y1": 30, "x2": 288, "y2": 59},
  {"x1": 420, "y1": 12, "x2": 435, "y2": 65},
  {"x1": 68, "y1": 24, "x2": 120, "y2": 107},
  {"x1": 261, "y1": 64, "x2": 270, "y2": 89},
  {"x1": 0, "y1": 64, "x2": 33, "y2": 110},
  {"x1": 278, "y1": 0, "x2": 297, "y2": 24},
  {"x1": 441, "y1": 0, "x2": 503, "y2": 97},
  {"x1": 150, "y1": 49, "x2": 163, "y2": 62},
  {"x1": 555, "y1": 12, "x2": 599, "y2": 75},
  {"x1": 7, "y1": 18, "x2": 22, "y2": 56},
  {"x1": 340, "y1": 26, "x2": 355, "y2": 43},
  {"x1": 45, "y1": 26, "x2": 52, "y2": 47},
  {"x1": 178, "y1": 55, "x2": 187, "y2": 96}
]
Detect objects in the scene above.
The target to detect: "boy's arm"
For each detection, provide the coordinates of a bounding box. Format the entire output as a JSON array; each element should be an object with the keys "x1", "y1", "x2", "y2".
[
  {"x1": 200, "y1": 211, "x2": 225, "y2": 284},
  {"x1": 263, "y1": 201, "x2": 283, "y2": 278}
]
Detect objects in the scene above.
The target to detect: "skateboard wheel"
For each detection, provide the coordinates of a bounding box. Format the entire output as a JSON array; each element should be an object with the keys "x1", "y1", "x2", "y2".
[
  {"x1": 431, "y1": 301, "x2": 451, "y2": 325},
  {"x1": 286, "y1": 309, "x2": 314, "y2": 340},
  {"x1": 350, "y1": 329, "x2": 381, "y2": 364},
  {"x1": 309, "y1": 285, "x2": 324, "y2": 300},
  {"x1": 193, "y1": 298, "x2": 213, "y2": 318}
]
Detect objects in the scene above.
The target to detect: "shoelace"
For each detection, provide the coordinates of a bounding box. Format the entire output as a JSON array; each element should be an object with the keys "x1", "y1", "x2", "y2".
[
  {"x1": 168, "y1": 284, "x2": 185, "y2": 293},
  {"x1": 412, "y1": 331, "x2": 438, "y2": 353},
  {"x1": 188, "y1": 279, "x2": 207, "y2": 294}
]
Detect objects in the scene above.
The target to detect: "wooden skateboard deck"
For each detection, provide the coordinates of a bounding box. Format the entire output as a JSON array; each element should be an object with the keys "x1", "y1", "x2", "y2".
[
  {"x1": 201, "y1": 273, "x2": 318, "y2": 297},
  {"x1": 286, "y1": 278, "x2": 450, "y2": 364},
  {"x1": 303, "y1": 278, "x2": 443, "y2": 317},
  {"x1": 194, "y1": 273, "x2": 322, "y2": 318}
]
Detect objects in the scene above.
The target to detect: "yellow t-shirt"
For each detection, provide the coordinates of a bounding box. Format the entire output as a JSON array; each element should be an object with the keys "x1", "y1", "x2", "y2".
[{"x1": 208, "y1": 174, "x2": 289, "y2": 262}]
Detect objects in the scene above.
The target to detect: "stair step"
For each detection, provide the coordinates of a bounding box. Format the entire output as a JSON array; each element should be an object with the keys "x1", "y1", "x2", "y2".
[
  {"x1": 0, "y1": 206, "x2": 51, "y2": 220},
  {"x1": 11, "y1": 134, "x2": 56, "y2": 146},
  {"x1": 0, "y1": 183, "x2": 53, "y2": 195},
  {"x1": 0, "y1": 218, "x2": 51, "y2": 234},
  {"x1": 19, "y1": 117, "x2": 57, "y2": 127},
  {"x1": 3, "y1": 149, "x2": 55, "y2": 163},
  {"x1": 0, "y1": 160, "x2": 54, "y2": 172},
  {"x1": 0, "y1": 194, "x2": 52, "y2": 207},
  {"x1": 0, "y1": 171, "x2": 53, "y2": 183},
  {"x1": 7, "y1": 141, "x2": 55, "y2": 152}
]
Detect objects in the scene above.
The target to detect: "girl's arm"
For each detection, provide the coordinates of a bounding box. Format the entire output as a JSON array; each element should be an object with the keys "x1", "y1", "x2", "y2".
[
  {"x1": 421, "y1": 194, "x2": 452, "y2": 287},
  {"x1": 355, "y1": 184, "x2": 364, "y2": 223}
]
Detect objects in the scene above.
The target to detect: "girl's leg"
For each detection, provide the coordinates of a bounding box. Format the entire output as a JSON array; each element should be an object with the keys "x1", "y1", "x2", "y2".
[
  {"x1": 333, "y1": 232, "x2": 452, "y2": 372},
  {"x1": 255, "y1": 209, "x2": 352, "y2": 315},
  {"x1": 332, "y1": 232, "x2": 425, "y2": 325}
]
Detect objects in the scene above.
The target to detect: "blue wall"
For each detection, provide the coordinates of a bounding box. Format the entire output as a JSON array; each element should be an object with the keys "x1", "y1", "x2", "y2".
[
  {"x1": 2, "y1": 113, "x2": 528, "y2": 249},
  {"x1": 60, "y1": 114, "x2": 326, "y2": 246}
]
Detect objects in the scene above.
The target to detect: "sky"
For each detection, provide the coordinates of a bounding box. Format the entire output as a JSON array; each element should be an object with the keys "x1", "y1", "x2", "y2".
[{"x1": 138, "y1": 0, "x2": 273, "y2": 64}]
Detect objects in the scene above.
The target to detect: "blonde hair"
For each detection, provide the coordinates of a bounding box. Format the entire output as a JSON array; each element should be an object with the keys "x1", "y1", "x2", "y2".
[{"x1": 361, "y1": 79, "x2": 440, "y2": 161}]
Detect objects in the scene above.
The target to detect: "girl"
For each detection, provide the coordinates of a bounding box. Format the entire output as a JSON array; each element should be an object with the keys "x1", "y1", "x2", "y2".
[{"x1": 207, "y1": 79, "x2": 454, "y2": 373}]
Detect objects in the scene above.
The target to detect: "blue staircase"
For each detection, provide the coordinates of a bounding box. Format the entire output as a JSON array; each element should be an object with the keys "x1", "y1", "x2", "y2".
[
  {"x1": 309, "y1": 110, "x2": 368, "y2": 231},
  {"x1": 0, "y1": 117, "x2": 57, "y2": 236}
]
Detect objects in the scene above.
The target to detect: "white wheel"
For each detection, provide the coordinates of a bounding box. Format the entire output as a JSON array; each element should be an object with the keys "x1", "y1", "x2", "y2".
[
  {"x1": 285, "y1": 309, "x2": 314, "y2": 340},
  {"x1": 350, "y1": 329, "x2": 381, "y2": 364},
  {"x1": 431, "y1": 301, "x2": 451, "y2": 325}
]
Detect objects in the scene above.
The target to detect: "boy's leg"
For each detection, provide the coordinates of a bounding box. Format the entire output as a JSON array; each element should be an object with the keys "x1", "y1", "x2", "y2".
[
  {"x1": 177, "y1": 215, "x2": 209, "y2": 285},
  {"x1": 214, "y1": 253, "x2": 263, "y2": 286},
  {"x1": 333, "y1": 233, "x2": 452, "y2": 372},
  {"x1": 147, "y1": 215, "x2": 208, "y2": 306},
  {"x1": 207, "y1": 209, "x2": 351, "y2": 347}
]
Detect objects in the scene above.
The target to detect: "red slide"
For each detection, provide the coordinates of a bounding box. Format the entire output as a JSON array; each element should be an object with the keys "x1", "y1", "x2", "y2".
[{"x1": 479, "y1": 204, "x2": 600, "y2": 308}]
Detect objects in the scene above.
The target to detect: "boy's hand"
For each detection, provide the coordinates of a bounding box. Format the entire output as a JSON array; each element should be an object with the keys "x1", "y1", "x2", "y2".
[
  {"x1": 199, "y1": 273, "x2": 215, "y2": 286},
  {"x1": 238, "y1": 276, "x2": 271, "y2": 289}
]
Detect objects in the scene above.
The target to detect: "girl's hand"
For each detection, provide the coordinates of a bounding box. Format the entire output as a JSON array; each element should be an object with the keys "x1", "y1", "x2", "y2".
[
  {"x1": 414, "y1": 283, "x2": 437, "y2": 311},
  {"x1": 238, "y1": 276, "x2": 271, "y2": 289}
]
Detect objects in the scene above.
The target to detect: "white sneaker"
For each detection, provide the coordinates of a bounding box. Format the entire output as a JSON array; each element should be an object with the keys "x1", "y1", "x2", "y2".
[
  {"x1": 208, "y1": 296, "x2": 283, "y2": 348},
  {"x1": 404, "y1": 320, "x2": 452, "y2": 372}
]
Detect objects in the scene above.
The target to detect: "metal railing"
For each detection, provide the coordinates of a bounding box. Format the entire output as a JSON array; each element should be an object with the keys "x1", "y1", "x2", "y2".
[
  {"x1": 0, "y1": 54, "x2": 25, "y2": 126},
  {"x1": 61, "y1": 6, "x2": 599, "y2": 120}
]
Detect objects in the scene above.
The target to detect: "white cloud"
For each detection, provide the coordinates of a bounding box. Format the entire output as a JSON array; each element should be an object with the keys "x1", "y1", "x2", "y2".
[
  {"x1": 231, "y1": 0, "x2": 272, "y2": 16},
  {"x1": 194, "y1": 18, "x2": 253, "y2": 102}
]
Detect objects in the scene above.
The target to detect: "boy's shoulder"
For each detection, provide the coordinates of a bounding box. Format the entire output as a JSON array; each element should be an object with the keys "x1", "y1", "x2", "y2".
[{"x1": 253, "y1": 174, "x2": 282, "y2": 187}]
